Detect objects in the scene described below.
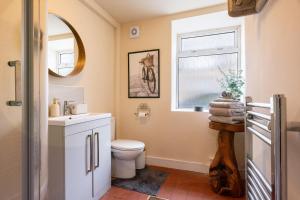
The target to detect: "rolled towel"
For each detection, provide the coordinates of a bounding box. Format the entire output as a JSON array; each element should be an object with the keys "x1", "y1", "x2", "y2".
[
  {"x1": 209, "y1": 115, "x2": 244, "y2": 124},
  {"x1": 209, "y1": 101, "x2": 244, "y2": 109},
  {"x1": 209, "y1": 107, "x2": 244, "y2": 117}
]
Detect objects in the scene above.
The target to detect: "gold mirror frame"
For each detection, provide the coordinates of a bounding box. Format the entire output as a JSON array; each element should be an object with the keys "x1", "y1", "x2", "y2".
[{"x1": 48, "y1": 14, "x2": 86, "y2": 77}]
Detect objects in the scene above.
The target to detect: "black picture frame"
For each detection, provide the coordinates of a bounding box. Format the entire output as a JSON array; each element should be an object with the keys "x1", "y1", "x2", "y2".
[{"x1": 128, "y1": 49, "x2": 160, "y2": 98}]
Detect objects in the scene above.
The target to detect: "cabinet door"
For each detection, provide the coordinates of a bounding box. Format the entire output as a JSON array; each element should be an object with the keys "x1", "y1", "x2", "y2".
[
  {"x1": 65, "y1": 130, "x2": 93, "y2": 200},
  {"x1": 93, "y1": 125, "x2": 111, "y2": 200}
]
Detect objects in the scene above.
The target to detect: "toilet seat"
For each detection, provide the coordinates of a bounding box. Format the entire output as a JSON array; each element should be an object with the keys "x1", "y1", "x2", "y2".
[{"x1": 112, "y1": 139, "x2": 145, "y2": 151}]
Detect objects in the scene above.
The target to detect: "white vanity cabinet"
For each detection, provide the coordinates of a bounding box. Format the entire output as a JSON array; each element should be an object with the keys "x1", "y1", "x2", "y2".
[{"x1": 48, "y1": 114, "x2": 111, "y2": 200}]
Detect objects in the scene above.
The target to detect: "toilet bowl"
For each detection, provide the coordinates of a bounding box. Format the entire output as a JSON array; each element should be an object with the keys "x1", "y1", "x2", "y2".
[{"x1": 111, "y1": 139, "x2": 145, "y2": 179}]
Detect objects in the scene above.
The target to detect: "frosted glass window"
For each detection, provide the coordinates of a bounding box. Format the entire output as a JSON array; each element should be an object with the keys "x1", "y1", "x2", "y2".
[
  {"x1": 181, "y1": 32, "x2": 235, "y2": 51},
  {"x1": 175, "y1": 26, "x2": 241, "y2": 110},
  {"x1": 178, "y1": 54, "x2": 238, "y2": 109}
]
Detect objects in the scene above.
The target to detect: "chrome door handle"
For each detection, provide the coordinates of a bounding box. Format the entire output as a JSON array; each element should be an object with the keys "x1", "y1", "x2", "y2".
[
  {"x1": 94, "y1": 132, "x2": 100, "y2": 169},
  {"x1": 86, "y1": 135, "x2": 93, "y2": 174},
  {"x1": 7, "y1": 60, "x2": 22, "y2": 106}
]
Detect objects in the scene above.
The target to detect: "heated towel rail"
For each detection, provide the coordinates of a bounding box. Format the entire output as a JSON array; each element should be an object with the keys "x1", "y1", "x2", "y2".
[{"x1": 245, "y1": 95, "x2": 287, "y2": 200}]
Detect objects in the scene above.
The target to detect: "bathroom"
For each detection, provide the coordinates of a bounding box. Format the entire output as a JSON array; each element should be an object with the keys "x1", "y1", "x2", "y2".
[{"x1": 1, "y1": 0, "x2": 300, "y2": 200}]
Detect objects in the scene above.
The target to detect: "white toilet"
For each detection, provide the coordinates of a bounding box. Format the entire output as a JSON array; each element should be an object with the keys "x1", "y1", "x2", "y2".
[{"x1": 111, "y1": 119, "x2": 145, "y2": 179}]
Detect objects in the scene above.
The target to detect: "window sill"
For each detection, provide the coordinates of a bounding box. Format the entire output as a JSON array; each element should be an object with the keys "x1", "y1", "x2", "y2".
[{"x1": 171, "y1": 108, "x2": 209, "y2": 113}]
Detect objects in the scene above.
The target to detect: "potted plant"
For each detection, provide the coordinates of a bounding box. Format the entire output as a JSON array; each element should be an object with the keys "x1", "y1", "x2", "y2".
[{"x1": 218, "y1": 67, "x2": 245, "y2": 100}]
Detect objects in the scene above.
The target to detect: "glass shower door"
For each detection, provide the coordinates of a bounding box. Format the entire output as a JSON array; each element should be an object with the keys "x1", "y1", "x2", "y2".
[
  {"x1": 0, "y1": 1, "x2": 23, "y2": 199},
  {"x1": 0, "y1": 1, "x2": 47, "y2": 200}
]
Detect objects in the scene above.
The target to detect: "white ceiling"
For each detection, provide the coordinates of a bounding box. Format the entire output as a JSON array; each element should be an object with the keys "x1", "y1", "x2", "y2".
[{"x1": 95, "y1": 0, "x2": 226, "y2": 23}]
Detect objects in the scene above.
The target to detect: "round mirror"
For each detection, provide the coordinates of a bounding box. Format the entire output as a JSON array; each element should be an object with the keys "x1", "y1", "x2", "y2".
[{"x1": 48, "y1": 14, "x2": 85, "y2": 77}]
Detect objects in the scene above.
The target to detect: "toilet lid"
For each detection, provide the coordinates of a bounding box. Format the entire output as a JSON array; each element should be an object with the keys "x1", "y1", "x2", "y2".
[{"x1": 111, "y1": 139, "x2": 145, "y2": 151}]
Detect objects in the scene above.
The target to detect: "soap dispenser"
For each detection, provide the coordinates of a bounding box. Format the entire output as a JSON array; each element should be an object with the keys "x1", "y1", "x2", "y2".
[{"x1": 50, "y1": 98, "x2": 60, "y2": 117}]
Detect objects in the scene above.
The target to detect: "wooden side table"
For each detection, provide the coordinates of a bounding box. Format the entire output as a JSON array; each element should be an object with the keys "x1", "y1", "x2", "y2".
[{"x1": 208, "y1": 121, "x2": 244, "y2": 197}]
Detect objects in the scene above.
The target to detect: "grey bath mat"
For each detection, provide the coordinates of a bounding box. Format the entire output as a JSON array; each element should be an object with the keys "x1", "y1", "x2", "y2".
[{"x1": 112, "y1": 167, "x2": 168, "y2": 196}]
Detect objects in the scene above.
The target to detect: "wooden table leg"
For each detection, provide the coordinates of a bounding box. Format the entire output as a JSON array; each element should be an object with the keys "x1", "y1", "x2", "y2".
[{"x1": 209, "y1": 130, "x2": 243, "y2": 197}]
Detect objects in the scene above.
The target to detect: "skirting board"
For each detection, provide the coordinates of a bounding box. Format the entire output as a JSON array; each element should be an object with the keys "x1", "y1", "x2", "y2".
[
  {"x1": 146, "y1": 156, "x2": 210, "y2": 174},
  {"x1": 146, "y1": 156, "x2": 246, "y2": 180}
]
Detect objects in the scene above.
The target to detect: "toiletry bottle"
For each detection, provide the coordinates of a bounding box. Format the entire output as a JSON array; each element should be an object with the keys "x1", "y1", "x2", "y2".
[{"x1": 50, "y1": 98, "x2": 60, "y2": 117}]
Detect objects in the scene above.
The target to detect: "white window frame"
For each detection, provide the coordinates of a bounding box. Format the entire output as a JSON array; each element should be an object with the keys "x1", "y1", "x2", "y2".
[{"x1": 175, "y1": 26, "x2": 242, "y2": 111}]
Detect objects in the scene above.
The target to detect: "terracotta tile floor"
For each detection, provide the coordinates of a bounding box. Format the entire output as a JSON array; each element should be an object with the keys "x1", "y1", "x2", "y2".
[{"x1": 101, "y1": 166, "x2": 246, "y2": 200}]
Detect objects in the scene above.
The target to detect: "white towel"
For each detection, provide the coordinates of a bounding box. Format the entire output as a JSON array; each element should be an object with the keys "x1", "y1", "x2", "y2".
[
  {"x1": 214, "y1": 98, "x2": 239, "y2": 102},
  {"x1": 209, "y1": 115, "x2": 244, "y2": 124},
  {"x1": 209, "y1": 101, "x2": 244, "y2": 109},
  {"x1": 209, "y1": 107, "x2": 244, "y2": 117}
]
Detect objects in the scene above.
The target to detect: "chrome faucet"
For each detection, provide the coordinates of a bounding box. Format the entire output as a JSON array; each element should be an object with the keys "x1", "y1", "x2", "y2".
[{"x1": 63, "y1": 100, "x2": 75, "y2": 115}]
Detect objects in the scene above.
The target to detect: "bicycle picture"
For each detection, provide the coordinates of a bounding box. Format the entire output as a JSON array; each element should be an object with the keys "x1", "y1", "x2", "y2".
[
  {"x1": 140, "y1": 53, "x2": 156, "y2": 94},
  {"x1": 128, "y1": 49, "x2": 160, "y2": 98}
]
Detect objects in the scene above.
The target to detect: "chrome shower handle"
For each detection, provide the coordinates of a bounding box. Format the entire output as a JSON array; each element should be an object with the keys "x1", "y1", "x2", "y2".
[{"x1": 7, "y1": 60, "x2": 22, "y2": 106}]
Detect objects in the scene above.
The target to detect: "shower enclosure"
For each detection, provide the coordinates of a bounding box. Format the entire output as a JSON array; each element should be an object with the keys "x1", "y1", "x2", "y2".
[{"x1": 0, "y1": 0, "x2": 47, "y2": 200}]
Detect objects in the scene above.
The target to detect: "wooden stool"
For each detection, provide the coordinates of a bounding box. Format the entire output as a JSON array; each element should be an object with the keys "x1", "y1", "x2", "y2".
[{"x1": 209, "y1": 121, "x2": 244, "y2": 197}]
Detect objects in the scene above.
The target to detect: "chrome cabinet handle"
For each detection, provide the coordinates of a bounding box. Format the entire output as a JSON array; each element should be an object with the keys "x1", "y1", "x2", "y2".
[
  {"x1": 7, "y1": 60, "x2": 22, "y2": 106},
  {"x1": 86, "y1": 135, "x2": 93, "y2": 174},
  {"x1": 94, "y1": 132, "x2": 100, "y2": 169}
]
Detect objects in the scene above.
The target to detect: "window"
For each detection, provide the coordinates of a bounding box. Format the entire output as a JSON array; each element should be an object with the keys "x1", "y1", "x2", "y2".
[
  {"x1": 56, "y1": 49, "x2": 75, "y2": 76},
  {"x1": 175, "y1": 26, "x2": 241, "y2": 111}
]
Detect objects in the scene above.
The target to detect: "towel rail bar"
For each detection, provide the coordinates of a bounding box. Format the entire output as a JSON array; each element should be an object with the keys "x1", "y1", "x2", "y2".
[
  {"x1": 248, "y1": 168, "x2": 271, "y2": 200},
  {"x1": 247, "y1": 127, "x2": 271, "y2": 145},
  {"x1": 246, "y1": 102, "x2": 271, "y2": 109},
  {"x1": 248, "y1": 191, "x2": 255, "y2": 200},
  {"x1": 247, "y1": 158, "x2": 272, "y2": 193},
  {"x1": 248, "y1": 183, "x2": 260, "y2": 200},
  {"x1": 248, "y1": 176, "x2": 265, "y2": 200},
  {"x1": 247, "y1": 119, "x2": 271, "y2": 132},
  {"x1": 272, "y1": 95, "x2": 287, "y2": 200},
  {"x1": 247, "y1": 111, "x2": 271, "y2": 121}
]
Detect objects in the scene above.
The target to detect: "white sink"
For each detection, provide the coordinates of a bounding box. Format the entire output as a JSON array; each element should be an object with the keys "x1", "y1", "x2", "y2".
[{"x1": 48, "y1": 113, "x2": 111, "y2": 126}]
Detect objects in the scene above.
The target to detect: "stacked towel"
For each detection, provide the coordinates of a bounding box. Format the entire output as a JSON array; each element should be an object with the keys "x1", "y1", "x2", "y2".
[
  {"x1": 213, "y1": 98, "x2": 240, "y2": 102},
  {"x1": 209, "y1": 107, "x2": 244, "y2": 116},
  {"x1": 209, "y1": 98, "x2": 245, "y2": 124},
  {"x1": 209, "y1": 115, "x2": 244, "y2": 124},
  {"x1": 209, "y1": 101, "x2": 244, "y2": 109}
]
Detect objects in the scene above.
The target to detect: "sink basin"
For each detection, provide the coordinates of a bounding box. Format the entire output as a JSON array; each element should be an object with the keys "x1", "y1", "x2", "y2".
[{"x1": 48, "y1": 113, "x2": 111, "y2": 126}]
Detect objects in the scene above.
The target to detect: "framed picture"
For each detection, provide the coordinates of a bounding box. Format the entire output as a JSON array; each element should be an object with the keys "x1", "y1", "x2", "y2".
[{"x1": 128, "y1": 49, "x2": 160, "y2": 98}]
